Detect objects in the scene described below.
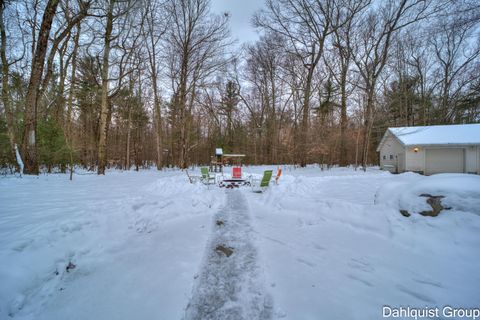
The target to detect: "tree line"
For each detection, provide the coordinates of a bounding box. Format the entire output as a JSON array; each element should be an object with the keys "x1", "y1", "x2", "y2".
[{"x1": 0, "y1": 0, "x2": 479, "y2": 175}]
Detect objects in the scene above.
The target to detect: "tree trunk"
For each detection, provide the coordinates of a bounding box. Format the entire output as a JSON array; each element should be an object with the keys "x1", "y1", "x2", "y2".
[
  {"x1": 152, "y1": 73, "x2": 163, "y2": 170},
  {"x1": 125, "y1": 104, "x2": 132, "y2": 170},
  {"x1": 0, "y1": 2, "x2": 17, "y2": 168},
  {"x1": 339, "y1": 68, "x2": 348, "y2": 167},
  {"x1": 55, "y1": 39, "x2": 69, "y2": 124},
  {"x1": 178, "y1": 54, "x2": 189, "y2": 169},
  {"x1": 299, "y1": 69, "x2": 313, "y2": 167},
  {"x1": 361, "y1": 86, "x2": 375, "y2": 170},
  {"x1": 66, "y1": 23, "x2": 81, "y2": 137},
  {"x1": 354, "y1": 126, "x2": 361, "y2": 169},
  {"x1": 97, "y1": 0, "x2": 114, "y2": 175},
  {"x1": 22, "y1": 0, "x2": 60, "y2": 175},
  {"x1": 183, "y1": 83, "x2": 197, "y2": 169}
]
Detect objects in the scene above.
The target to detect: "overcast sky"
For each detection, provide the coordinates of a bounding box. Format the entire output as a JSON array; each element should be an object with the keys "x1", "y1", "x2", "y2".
[{"x1": 210, "y1": 0, "x2": 264, "y2": 45}]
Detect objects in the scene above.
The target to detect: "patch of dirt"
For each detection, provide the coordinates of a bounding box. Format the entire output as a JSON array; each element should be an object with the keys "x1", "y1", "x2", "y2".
[
  {"x1": 66, "y1": 262, "x2": 76, "y2": 272},
  {"x1": 400, "y1": 210, "x2": 411, "y2": 217},
  {"x1": 215, "y1": 245, "x2": 234, "y2": 257},
  {"x1": 400, "y1": 194, "x2": 451, "y2": 217},
  {"x1": 419, "y1": 194, "x2": 450, "y2": 217}
]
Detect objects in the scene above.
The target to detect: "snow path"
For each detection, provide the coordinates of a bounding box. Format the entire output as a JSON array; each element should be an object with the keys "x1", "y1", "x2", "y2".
[{"x1": 184, "y1": 189, "x2": 273, "y2": 320}]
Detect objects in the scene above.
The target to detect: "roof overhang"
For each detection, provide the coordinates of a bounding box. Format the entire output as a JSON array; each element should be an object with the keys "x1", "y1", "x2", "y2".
[{"x1": 403, "y1": 143, "x2": 480, "y2": 147}]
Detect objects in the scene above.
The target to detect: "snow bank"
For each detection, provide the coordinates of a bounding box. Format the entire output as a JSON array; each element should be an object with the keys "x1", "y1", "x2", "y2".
[
  {"x1": 246, "y1": 168, "x2": 480, "y2": 319},
  {"x1": 0, "y1": 170, "x2": 223, "y2": 319},
  {"x1": 376, "y1": 173, "x2": 480, "y2": 216}
]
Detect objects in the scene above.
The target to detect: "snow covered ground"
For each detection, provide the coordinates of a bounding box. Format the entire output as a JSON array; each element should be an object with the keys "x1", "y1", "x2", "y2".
[{"x1": 1, "y1": 166, "x2": 479, "y2": 319}]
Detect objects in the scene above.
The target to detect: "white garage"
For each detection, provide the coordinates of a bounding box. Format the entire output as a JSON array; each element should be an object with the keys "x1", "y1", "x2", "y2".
[{"x1": 377, "y1": 124, "x2": 480, "y2": 175}]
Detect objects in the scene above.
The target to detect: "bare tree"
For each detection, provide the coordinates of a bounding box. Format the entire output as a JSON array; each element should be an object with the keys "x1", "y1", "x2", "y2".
[
  {"x1": 430, "y1": 13, "x2": 480, "y2": 123},
  {"x1": 165, "y1": 0, "x2": 230, "y2": 168},
  {"x1": 255, "y1": 0, "x2": 368, "y2": 167},
  {"x1": 0, "y1": 0, "x2": 24, "y2": 169},
  {"x1": 324, "y1": 0, "x2": 369, "y2": 166},
  {"x1": 142, "y1": 0, "x2": 169, "y2": 170},
  {"x1": 240, "y1": 33, "x2": 289, "y2": 163},
  {"x1": 350, "y1": 0, "x2": 443, "y2": 170},
  {"x1": 20, "y1": 0, "x2": 90, "y2": 174},
  {"x1": 97, "y1": 0, "x2": 140, "y2": 174},
  {"x1": 97, "y1": 0, "x2": 116, "y2": 174},
  {"x1": 22, "y1": 0, "x2": 61, "y2": 174}
]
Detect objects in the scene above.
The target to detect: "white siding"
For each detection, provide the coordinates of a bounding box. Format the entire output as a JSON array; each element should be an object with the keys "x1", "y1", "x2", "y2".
[{"x1": 379, "y1": 134, "x2": 405, "y2": 172}]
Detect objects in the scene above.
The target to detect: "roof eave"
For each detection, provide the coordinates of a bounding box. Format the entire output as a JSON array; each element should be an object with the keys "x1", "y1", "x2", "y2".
[{"x1": 403, "y1": 143, "x2": 480, "y2": 147}]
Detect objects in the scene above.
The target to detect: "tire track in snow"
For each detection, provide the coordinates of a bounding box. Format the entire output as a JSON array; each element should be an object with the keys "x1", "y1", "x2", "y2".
[{"x1": 184, "y1": 190, "x2": 273, "y2": 320}]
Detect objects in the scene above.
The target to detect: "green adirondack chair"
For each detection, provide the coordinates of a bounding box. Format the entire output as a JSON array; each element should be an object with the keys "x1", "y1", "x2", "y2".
[
  {"x1": 251, "y1": 170, "x2": 273, "y2": 193},
  {"x1": 200, "y1": 167, "x2": 216, "y2": 185}
]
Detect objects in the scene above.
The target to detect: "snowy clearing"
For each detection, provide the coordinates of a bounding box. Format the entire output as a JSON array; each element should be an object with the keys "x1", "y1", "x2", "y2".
[{"x1": 1, "y1": 167, "x2": 479, "y2": 319}]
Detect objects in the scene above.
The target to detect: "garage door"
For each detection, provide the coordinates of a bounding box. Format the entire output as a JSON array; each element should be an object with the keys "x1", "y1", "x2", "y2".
[{"x1": 425, "y1": 148, "x2": 464, "y2": 175}]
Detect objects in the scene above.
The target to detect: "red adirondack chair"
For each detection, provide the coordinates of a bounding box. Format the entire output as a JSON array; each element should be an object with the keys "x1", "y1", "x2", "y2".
[{"x1": 232, "y1": 167, "x2": 242, "y2": 179}]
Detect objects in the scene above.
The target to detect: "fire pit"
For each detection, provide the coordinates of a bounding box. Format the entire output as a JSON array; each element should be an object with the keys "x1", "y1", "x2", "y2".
[{"x1": 219, "y1": 179, "x2": 251, "y2": 188}]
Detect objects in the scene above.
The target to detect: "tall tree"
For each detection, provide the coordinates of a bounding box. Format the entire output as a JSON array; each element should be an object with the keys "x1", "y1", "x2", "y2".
[
  {"x1": 324, "y1": 0, "x2": 368, "y2": 166},
  {"x1": 255, "y1": 0, "x2": 368, "y2": 167},
  {"x1": 350, "y1": 0, "x2": 442, "y2": 169},
  {"x1": 142, "y1": 0, "x2": 169, "y2": 170},
  {"x1": 97, "y1": 0, "x2": 115, "y2": 174},
  {"x1": 97, "y1": 0, "x2": 139, "y2": 174},
  {"x1": 430, "y1": 13, "x2": 480, "y2": 123},
  {"x1": 0, "y1": 0, "x2": 20, "y2": 167},
  {"x1": 166, "y1": 0, "x2": 229, "y2": 168},
  {"x1": 22, "y1": 0, "x2": 61, "y2": 174}
]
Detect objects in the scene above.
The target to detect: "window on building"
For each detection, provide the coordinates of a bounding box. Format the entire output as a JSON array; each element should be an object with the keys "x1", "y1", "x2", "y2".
[
  {"x1": 383, "y1": 155, "x2": 386, "y2": 160},
  {"x1": 390, "y1": 155, "x2": 393, "y2": 160}
]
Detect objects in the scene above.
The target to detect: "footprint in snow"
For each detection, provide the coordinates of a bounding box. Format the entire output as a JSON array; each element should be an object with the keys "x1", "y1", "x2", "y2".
[
  {"x1": 396, "y1": 284, "x2": 436, "y2": 303},
  {"x1": 347, "y1": 273, "x2": 374, "y2": 287},
  {"x1": 412, "y1": 277, "x2": 444, "y2": 288},
  {"x1": 311, "y1": 242, "x2": 327, "y2": 251},
  {"x1": 132, "y1": 201, "x2": 158, "y2": 211},
  {"x1": 348, "y1": 258, "x2": 375, "y2": 273},
  {"x1": 296, "y1": 257, "x2": 316, "y2": 268}
]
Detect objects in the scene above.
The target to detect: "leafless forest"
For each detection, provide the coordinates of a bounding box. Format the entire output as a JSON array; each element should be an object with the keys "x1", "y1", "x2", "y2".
[{"x1": 0, "y1": 0, "x2": 479, "y2": 174}]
